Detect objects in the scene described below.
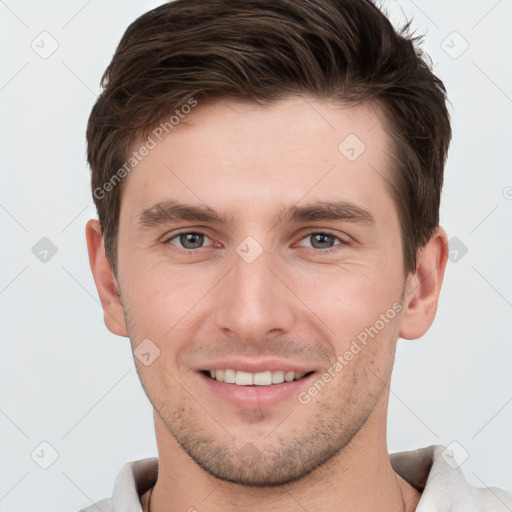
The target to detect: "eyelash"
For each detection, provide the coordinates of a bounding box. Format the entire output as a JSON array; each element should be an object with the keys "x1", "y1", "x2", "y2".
[{"x1": 164, "y1": 230, "x2": 347, "y2": 254}]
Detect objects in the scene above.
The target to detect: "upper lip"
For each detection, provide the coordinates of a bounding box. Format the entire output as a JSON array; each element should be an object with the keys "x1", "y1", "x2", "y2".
[{"x1": 198, "y1": 358, "x2": 316, "y2": 374}]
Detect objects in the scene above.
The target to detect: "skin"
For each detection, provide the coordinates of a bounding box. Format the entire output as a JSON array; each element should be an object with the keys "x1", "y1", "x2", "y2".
[{"x1": 86, "y1": 96, "x2": 448, "y2": 512}]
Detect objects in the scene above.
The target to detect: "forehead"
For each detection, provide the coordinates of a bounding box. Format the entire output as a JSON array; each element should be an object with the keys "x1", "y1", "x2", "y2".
[{"x1": 119, "y1": 96, "x2": 395, "y2": 225}]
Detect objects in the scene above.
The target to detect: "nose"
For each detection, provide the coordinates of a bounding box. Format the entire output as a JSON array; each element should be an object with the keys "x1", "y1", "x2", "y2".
[{"x1": 212, "y1": 245, "x2": 296, "y2": 344}]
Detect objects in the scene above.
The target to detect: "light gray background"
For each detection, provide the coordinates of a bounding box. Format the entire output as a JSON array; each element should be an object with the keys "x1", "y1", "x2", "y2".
[{"x1": 1, "y1": 1, "x2": 511, "y2": 510}]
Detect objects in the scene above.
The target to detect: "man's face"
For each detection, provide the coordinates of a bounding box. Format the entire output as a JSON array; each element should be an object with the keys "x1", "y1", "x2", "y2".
[{"x1": 116, "y1": 97, "x2": 408, "y2": 485}]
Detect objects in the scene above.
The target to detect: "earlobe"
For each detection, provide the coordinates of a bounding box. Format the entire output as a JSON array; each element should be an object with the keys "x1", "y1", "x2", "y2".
[
  {"x1": 85, "y1": 219, "x2": 128, "y2": 337},
  {"x1": 398, "y1": 227, "x2": 448, "y2": 340}
]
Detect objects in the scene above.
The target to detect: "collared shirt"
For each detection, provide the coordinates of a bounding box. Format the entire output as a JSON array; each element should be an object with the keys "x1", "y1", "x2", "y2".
[{"x1": 78, "y1": 445, "x2": 512, "y2": 511}]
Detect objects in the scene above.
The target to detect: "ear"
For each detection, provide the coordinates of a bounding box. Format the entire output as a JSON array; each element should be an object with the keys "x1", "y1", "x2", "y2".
[
  {"x1": 85, "y1": 219, "x2": 128, "y2": 337},
  {"x1": 399, "y1": 227, "x2": 448, "y2": 340}
]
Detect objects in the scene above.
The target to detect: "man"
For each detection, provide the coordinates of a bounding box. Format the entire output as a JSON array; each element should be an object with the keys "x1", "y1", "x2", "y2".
[{"x1": 83, "y1": 0, "x2": 512, "y2": 510}]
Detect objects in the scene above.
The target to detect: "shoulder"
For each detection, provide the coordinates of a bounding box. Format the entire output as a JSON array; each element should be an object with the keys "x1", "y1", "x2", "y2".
[
  {"x1": 77, "y1": 497, "x2": 113, "y2": 512},
  {"x1": 391, "y1": 445, "x2": 512, "y2": 511},
  {"x1": 75, "y1": 457, "x2": 158, "y2": 512}
]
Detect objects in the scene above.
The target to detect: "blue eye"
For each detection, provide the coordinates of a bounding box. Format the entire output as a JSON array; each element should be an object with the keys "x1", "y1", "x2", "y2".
[
  {"x1": 298, "y1": 232, "x2": 343, "y2": 250},
  {"x1": 164, "y1": 230, "x2": 345, "y2": 254},
  {"x1": 168, "y1": 232, "x2": 212, "y2": 250}
]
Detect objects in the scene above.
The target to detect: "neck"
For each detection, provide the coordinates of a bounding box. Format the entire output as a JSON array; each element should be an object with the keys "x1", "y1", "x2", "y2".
[{"x1": 146, "y1": 398, "x2": 421, "y2": 512}]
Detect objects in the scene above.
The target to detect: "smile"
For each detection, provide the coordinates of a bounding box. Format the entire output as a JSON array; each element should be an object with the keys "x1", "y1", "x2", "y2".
[{"x1": 204, "y1": 369, "x2": 312, "y2": 386}]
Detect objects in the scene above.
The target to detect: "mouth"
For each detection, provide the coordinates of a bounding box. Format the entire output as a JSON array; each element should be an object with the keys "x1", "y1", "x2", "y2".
[
  {"x1": 197, "y1": 361, "x2": 318, "y2": 410},
  {"x1": 201, "y1": 369, "x2": 314, "y2": 386}
]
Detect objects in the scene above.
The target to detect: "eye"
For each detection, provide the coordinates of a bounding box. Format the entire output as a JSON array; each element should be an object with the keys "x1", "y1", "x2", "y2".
[
  {"x1": 164, "y1": 230, "x2": 346, "y2": 253},
  {"x1": 297, "y1": 231, "x2": 344, "y2": 250},
  {"x1": 166, "y1": 231, "x2": 214, "y2": 250}
]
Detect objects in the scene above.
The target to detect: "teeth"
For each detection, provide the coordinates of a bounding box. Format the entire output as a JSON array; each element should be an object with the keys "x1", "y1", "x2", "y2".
[
  {"x1": 271, "y1": 370, "x2": 285, "y2": 384},
  {"x1": 224, "y1": 369, "x2": 236, "y2": 384},
  {"x1": 253, "y1": 371, "x2": 272, "y2": 386},
  {"x1": 235, "y1": 371, "x2": 253, "y2": 386},
  {"x1": 209, "y1": 369, "x2": 308, "y2": 386}
]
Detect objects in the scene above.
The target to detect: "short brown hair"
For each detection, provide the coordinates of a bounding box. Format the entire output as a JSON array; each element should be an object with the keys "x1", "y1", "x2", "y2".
[{"x1": 87, "y1": 0, "x2": 451, "y2": 276}]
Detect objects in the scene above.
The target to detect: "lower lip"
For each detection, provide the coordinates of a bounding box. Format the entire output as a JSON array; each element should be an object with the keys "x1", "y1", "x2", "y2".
[{"x1": 198, "y1": 372, "x2": 315, "y2": 410}]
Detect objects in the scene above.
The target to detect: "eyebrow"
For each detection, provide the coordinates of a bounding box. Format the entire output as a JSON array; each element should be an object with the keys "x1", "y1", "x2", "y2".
[{"x1": 136, "y1": 199, "x2": 375, "y2": 230}]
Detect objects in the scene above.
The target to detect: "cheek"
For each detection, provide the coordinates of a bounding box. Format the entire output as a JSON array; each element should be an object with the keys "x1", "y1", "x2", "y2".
[
  {"x1": 120, "y1": 262, "x2": 222, "y2": 389},
  {"x1": 292, "y1": 265, "x2": 402, "y2": 347},
  {"x1": 121, "y1": 257, "x2": 216, "y2": 332}
]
